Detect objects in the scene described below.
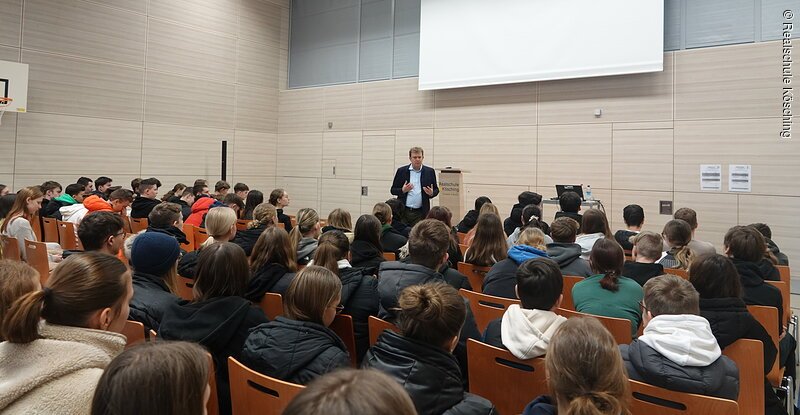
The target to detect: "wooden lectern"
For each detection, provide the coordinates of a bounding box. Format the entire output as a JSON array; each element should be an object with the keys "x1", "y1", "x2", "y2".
[{"x1": 438, "y1": 168, "x2": 465, "y2": 220}]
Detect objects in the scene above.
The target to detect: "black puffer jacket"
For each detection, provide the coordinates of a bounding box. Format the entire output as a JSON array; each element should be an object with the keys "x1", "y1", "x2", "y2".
[
  {"x1": 241, "y1": 316, "x2": 350, "y2": 385},
  {"x1": 130, "y1": 196, "x2": 161, "y2": 219},
  {"x1": 734, "y1": 258, "x2": 783, "y2": 333},
  {"x1": 177, "y1": 249, "x2": 200, "y2": 278},
  {"x1": 159, "y1": 296, "x2": 269, "y2": 415},
  {"x1": 232, "y1": 224, "x2": 267, "y2": 256},
  {"x1": 623, "y1": 262, "x2": 665, "y2": 286},
  {"x1": 129, "y1": 271, "x2": 184, "y2": 332},
  {"x1": 620, "y1": 340, "x2": 739, "y2": 401},
  {"x1": 349, "y1": 239, "x2": 385, "y2": 275},
  {"x1": 245, "y1": 263, "x2": 295, "y2": 301},
  {"x1": 614, "y1": 229, "x2": 637, "y2": 251},
  {"x1": 766, "y1": 238, "x2": 789, "y2": 266},
  {"x1": 381, "y1": 226, "x2": 408, "y2": 254},
  {"x1": 363, "y1": 331, "x2": 497, "y2": 415},
  {"x1": 339, "y1": 267, "x2": 379, "y2": 362},
  {"x1": 391, "y1": 219, "x2": 411, "y2": 237},
  {"x1": 456, "y1": 209, "x2": 479, "y2": 233}
]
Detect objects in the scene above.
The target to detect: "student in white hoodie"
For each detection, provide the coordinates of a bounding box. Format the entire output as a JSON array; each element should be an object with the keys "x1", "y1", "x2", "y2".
[
  {"x1": 482, "y1": 257, "x2": 567, "y2": 360},
  {"x1": 620, "y1": 275, "x2": 739, "y2": 400}
]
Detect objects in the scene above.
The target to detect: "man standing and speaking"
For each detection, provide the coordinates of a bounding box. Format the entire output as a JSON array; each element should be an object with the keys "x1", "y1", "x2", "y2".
[{"x1": 390, "y1": 147, "x2": 439, "y2": 226}]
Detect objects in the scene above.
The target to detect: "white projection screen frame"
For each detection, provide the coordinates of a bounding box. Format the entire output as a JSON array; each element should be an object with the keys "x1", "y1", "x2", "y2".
[{"x1": 418, "y1": 0, "x2": 664, "y2": 90}]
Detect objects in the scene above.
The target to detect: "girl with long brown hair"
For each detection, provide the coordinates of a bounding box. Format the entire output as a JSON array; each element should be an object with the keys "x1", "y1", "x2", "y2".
[
  {"x1": 464, "y1": 212, "x2": 508, "y2": 267},
  {"x1": 246, "y1": 226, "x2": 298, "y2": 300},
  {"x1": 1, "y1": 186, "x2": 44, "y2": 260}
]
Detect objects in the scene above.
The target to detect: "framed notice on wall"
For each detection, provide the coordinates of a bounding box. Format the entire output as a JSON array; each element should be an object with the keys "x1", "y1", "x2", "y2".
[
  {"x1": 728, "y1": 165, "x2": 752, "y2": 192},
  {"x1": 700, "y1": 165, "x2": 722, "y2": 191}
]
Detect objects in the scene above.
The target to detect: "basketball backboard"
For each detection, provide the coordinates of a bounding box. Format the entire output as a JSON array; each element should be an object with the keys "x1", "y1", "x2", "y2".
[{"x1": 0, "y1": 60, "x2": 29, "y2": 113}]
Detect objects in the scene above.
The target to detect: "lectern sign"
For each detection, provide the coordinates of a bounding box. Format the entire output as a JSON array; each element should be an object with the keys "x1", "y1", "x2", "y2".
[{"x1": 438, "y1": 168, "x2": 465, "y2": 221}]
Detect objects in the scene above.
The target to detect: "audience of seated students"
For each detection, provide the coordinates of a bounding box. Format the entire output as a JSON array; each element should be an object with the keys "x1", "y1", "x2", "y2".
[
  {"x1": 290, "y1": 207, "x2": 321, "y2": 265},
  {"x1": 423, "y1": 206, "x2": 463, "y2": 267},
  {"x1": 464, "y1": 202, "x2": 500, "y2": 245},
  {"x1": 484, "y1": 258, "x2": 566, "y2": 359},
  {"x1": 457, "y1": 196, "x2": 492, "y2": 233},
  {"x1": 77, "y1": 211, "x2": 125, "y2": 256},
  {"x1": 91, "y1": 341, "x2": 211, "y2": 415},
  {"x1": 621, "y1": 275, "x2": 740, "y2": 400},
  {"x1": 241, "y1": 189, "x2": 263, "y2": 220},
  {"x1": 506, "y1": 204, "x2": 553, "y2": 247},
  {"x1": 179, "y1": 206, "x2": 237, "y2": 278},
  {"x1": 372, "y1": 202, "x2": 408, "y2": 255},
  {"x1": 1, "y1": 186, "x2": 43, "y2": 260},
  {"x1": 483, "y1": 228, "x2": 550, "y2": 299},
  {"x1": 658, "y1": 219, "x2": 694, "y2": 269},
  {"x1": 689, "y1": 254, "x2": 784, "y2": 415},
  {"x1": 241, "y1": 265, "x2": 350, "y2": 384},
  {"x1": 222, "y1": 194, "x2": 244, "y2": 219},
  {"x1": 159, "y1": 242, "x2": 268, "y2": 415},
  {"x1": 234, "y1": 182, "x2": 249, "y2": 200},
  {"x1": 269, "y1": 188, "x2": 293, "y2": 232},
  {"x1": 214, "y1": 180, "x2": 230, "y2": 200},
  {"x1": 349, "y1": 214, "x2": 386, "y2": 275},
  {"x1": 751, "y1": 222, "x2": 789, "y2": 266},
  {"x1": 554, "y1": 191, "x2": 583, "y2": 232},
  {"x1": 503, "y1": 191, "x2": 542, "y2": 237},
  {"x1": 385, "y1": 198, "x2": 412, "y2": 237},
  {"x1": 322, "y1": 208, "x2": 353, "y2": 238},
  {"x1": 232, "y1": 203, "x2": 276, "y2": 256},
  {"x1": 130, "y1": 178, "x2": 162, "y2": 219},
  {"x1": 246, "y1": 226, "x2": 298, "y2": 300},
  {"x1": 0, "y1": 260, "x2": 40, "y2": 341},
  {"x1": 674, "y1": 207, "x2": 716, "y2": 257},
  {"x1": 128, "y1": 232, "x2": 182, "y2": 332},
  {"x1": 575, "y1": 209, "x2": 612, "y2": 260},
  {"x1": 77, "y1": 177, "x2": 94, "y2": 193},
  {"x1": 312, "y1": 230, "x2": 379, "y2": 362},
  {"x1": 364, "y1": 282, "x2": 497, "y2": 415},
  {"x1": 572, "y1": 238, "x2": 643, "y2": 334},
  {"x1": 545, "y1": 217, "x2": 593, "y2": 277},
  {"x1": 92, "y1": 177, "x2": 113, "y2": 200},
  {"x1": 42, "y1": 183, "x2": 82, "y2": 219},
  {"x1": 162, "y1": 183, "x2": 186, "y2": 203},
  {"x1": 464, "y1": 212, "x2": 508, "y2": 267},
  {"x1": 614, "y1": 203, "x2": 644, "y2": 251},
  {"x1": 145, "y1": 202, "x2": 189, "y2": 246},
  {"x1": 283, "y1": 368, "x2": 418, "y2": 415},
  {"x1": 38, "y1": 181, "x2": 62, "y2": 219},
  {"x1": 623, "y1": 231, "x2": 665, "y2": 286},
  {"x1": 0, "y1": 252, "x2": 131, "y2": 413},
  {"x1": 185, "y1": 191, "x2": 222, "y2": 228},
  {"x1": 523, "y1": 317, "x2": 630, "y2": 415}
]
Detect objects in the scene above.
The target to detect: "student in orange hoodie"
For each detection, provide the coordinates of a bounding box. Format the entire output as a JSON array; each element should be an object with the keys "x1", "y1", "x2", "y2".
[{"x1": 63, "y1": 189, "x2": 134, "y2": 225}]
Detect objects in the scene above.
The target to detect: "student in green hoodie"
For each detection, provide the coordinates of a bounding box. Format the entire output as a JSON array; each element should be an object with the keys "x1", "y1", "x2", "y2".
[{"x1": 43, "y1": 183, "x2": 85, "y2": 219}]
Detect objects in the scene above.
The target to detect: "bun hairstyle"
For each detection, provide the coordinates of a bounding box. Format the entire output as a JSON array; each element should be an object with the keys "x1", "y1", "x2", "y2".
[
  {"x1": 590, "y1": 238, "x2": 625, "y2": 292},
  {"x1": 396, "y1": 282, "x2": 466, "y2": 349},
  {"x1": 662, "y1": 219, "x2": 693, "y2": 269},
  {"x1": 91, "y1": 341, "x2": 209, "y2": 415},
  {"x1": 285, "y1": 265, "x2": 342, "y2": 325},
  {"x1": 201, "y1": 207, "x2": 237, "y2": 248},
  {"x1": 248, "y1": 202, "x2": 276, "y2": 229},
  {"x1": 1, "y1": 252, "x2": 129, "y2": 343},
  {"x1": 289, "y1": 208, "x2": 320, "y2": 249},
  {"x1": 547, "y1": 317, "x2": 630, "y2": 415}
]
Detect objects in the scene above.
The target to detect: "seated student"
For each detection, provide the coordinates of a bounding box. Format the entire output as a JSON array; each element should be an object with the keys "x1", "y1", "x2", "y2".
[
  {"x1": 214, "y1": 180, "x2": 230, "y2": 200},
  {"x1": 464, "y1": 213, "x2": 508, "y2": 267},
  {"x1": 130, "y1": 178, "x2": 142, "y2": 196},
  {"x1": 160, "y1": 242, "x2": 269, "y2": 414},
  {"x1": 689, "y1": 254, "x2": 784, "y2": 415},
  {"x1": 464, "y1": 202, "x2": 500, "y2": 246},
  {"x1": 507, "y1": 204, "x2": 553, "y2": 247},
  {"x1": 222, "y1": 194, "x2": 244, "y2": 219},
  {"x1": 91, "y1": 341, "x2": 210, "y2": 415},
  {"x1": 321, "y1": 208, "x2": 353, "y2": 238},
  {"x1": 483, "y1": 258, "x2": 566, "y2": 359},
  {"x1": 658, "y1": 219, "x2": 694, "y2": 269},
  {"x1": 145, "y1": 202, "x2": 189, "y2": 244},
  {"x1": 621, "y1": 275, "x2": 739, "y2": 400},
  {"x1": 38, "y1": 181, "x2": 62, "y2": 219},
  {"x1": 751, "y1": 223, "x2": 789, "y2": 266},
  {"x1": 385, "y1": 198, "x2": 412, "y2": 237},
  {"x1": 1, "y1": 186, "x2": 45, "y2": 260},
  {"x1": 77, "y1": 176, "x2": 94, "y2": 193},
  {"x1": 179, "y1": 206, "x2": 237, "y2": 278},
  {"x1": 43, "y1": 183, "x2": 84, "y2": 219},
  {"x1": 283, "y1": 369, "x2": 418, "y2": 415},
  {"x1": 176, "y1": 188, "x2": 195, "y2": 220},
  {"x1": 0, "y1": 260, "x2": 40, "y2": 342},
  {"x1": 241, "y1": 266, "x2": 350, "y2": 384},
  {"x1": 457, "y1": 196, "x2": 492, "y2": 234},
  {"x1": 483, "y1": 228, "x2": 550, "y2": 299},
  {"x1": 572, "y1": 238, "x2": 643, "y2": 334},
  {"x1": 0, "y1": 193, "x2": 16, "y2": 228},
  {"x1": 77, "y1": 211, "x2": 126, "y2": 256},
  {"x1": 72, "y1": 188, "x2": 134, "y2": 224},
  {"x1": 673, "y1": 207, "x2": 716, "y2": 256},
  {"x1": 128, "y1": 232, "x2": 182, "y2": 332},
  {"x1": 554, "y1": 191, "x2": 582, "y2": 232},
  {"x1": 622, "y1": 231, "x2": 665, "y2": 286},
  {"x1": 241, "y1": 190, "x2": 263, "y2": 220},
  {"x1": 504, "y1": 191, "x2": 542, "y2": 237},
  {"x1": 290, "y1": 207, "x2": 322, "y2": 265},
  {"x1": 725, "y1": 226, "x2": 783, "y2": 320},
  {"x1": 614, "y1": 204, "x2": 644, "y2": 251},
  {"x1": 575, "y1": 209, "x2": 612, "y2": 260},
  {"x1": 546, "y1": 217, "x2": 593, "y2": 277},
  {"x1": 523, "y1": 318, "x2": 630, "y2": 415},
  {"x1": 373, "y1": 202, "x2": 408, "y2": 255},
  {"x1": 349, "y1": 214, "x2": 385, "y2": 275},
  {"x1": 192, "y1": 182, "x2": 210, "y2": 200},
  {"x1": 246, "y1": 227, "x2": 298, "y2": 300},
  {"x1": 0, "y1": 253, "x2": 131, "y2": 413},
  {"x1": 268, "y1": 188, "x2": 293, "y2": 232},
  {"x1": 312, "y1": 230, "x2": 379, "y2": 362},
  {"x1": 234, "y1": 182, "x2": 249, "y2": 200},
  {"x1": 130, "y1": 178, "x2": 162, "y2": 219},
  {"x1": 91, "y1": 176, "x2": 113, "y2": 200},
  {"x1": 184, "y1": 193, "x2": 222, "y2": 227},
  {"x1": 163, "y1": 183, "x2": 185, "y2": 202},
  {"x1": 364, "y1": 282, "x2": 497, "y2": 415},
  {"x1": 232, "y1": 203, "x2": 276, "y2": 256},
  {"x1": 424, "y1": 206, "x2": 463, "y2": 267}
]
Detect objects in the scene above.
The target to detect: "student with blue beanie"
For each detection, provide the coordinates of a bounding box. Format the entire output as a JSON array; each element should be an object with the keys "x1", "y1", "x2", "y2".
[{"x1": 128, "y1": 231, "x2": 183, "y2": 332}]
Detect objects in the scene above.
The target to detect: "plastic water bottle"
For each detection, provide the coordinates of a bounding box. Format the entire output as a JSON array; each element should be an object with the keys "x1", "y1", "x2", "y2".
[{"x1": 585, "y1": 185, "x2": 593, "y2": 201}]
